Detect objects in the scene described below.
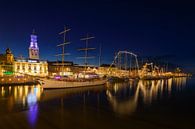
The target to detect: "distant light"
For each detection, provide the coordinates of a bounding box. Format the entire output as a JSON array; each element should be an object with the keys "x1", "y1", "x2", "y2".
[
  {"x1": 55, "y1": 75, "x2": 61, "y2": 80},
  {"x1": 28, "y1": 60, "x2": 37, "y2": 63}
]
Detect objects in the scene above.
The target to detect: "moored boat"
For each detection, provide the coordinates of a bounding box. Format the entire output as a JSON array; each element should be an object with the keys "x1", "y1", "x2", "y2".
[{"x1": 39, "y1": 77, "x2": 107, "y2": 89}]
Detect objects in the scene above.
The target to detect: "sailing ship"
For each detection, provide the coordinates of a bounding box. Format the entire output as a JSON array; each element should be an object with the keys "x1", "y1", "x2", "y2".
[{"x1": 39, "y1": 27, "x2": 107, "y2": 89}]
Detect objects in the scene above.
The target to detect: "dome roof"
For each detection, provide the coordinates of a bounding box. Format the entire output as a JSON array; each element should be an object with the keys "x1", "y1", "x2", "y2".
[{"x1": 6, "y1": 48, "x2": 12, "y2": 54}]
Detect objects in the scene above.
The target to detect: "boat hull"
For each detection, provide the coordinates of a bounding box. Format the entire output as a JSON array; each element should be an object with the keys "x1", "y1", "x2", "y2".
[{"x1": 40, "y1": 79, "x2": 107, "y2": 89}]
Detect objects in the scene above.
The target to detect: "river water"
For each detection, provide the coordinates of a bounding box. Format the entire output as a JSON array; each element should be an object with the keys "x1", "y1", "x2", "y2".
[{"x1": 0, "y1": 77, "x2": 194, "y2": 129}]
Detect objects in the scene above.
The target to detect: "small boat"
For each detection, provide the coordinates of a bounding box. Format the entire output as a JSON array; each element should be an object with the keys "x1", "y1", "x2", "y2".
[
  {"x1": 108, "y1": 76, "x2": 129, "y2": 83},
  {"x1": 38, "y1": 77, "x2": 107, "y2": 89}
]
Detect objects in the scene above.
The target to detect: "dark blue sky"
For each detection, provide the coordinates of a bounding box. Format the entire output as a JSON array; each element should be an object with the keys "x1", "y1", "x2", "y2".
[{"x1": 0, "y1": 0, "x2": 194, "y2": 71}]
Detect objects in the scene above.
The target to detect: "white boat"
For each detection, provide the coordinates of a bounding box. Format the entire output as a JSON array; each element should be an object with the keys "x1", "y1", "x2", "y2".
[
  {"x1": 39, "y1": 78, "x2": 107, "y2": 89},
  {"x1": 38, "y1": 28, "x2": 108, "y2": 89}
]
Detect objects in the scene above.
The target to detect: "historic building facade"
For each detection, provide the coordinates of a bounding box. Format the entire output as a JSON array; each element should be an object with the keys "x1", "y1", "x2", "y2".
[
  {"x1": 0, "y1": 48, "x2": 14, "y2": 65},
  {"x1": 48, "y1": 61, "x2": 90, "y2": 76},
  {"x1": 0, "y1": 31, "x2": 48, "y2": 77},
  {"x1": 14, "y1": 31, "x2": 48, "y2": 77},
  {"x1": 48, "y1": 61, "x2": 73, "y2": 76},
  {"x1": 14, "y1": 59, "x2": 48, "y2": 76},
  {"x1": 0, "y1": 48, "x2": 15, "y2": 76},
  {"x1": 0, "y1": 65, "x2": 2, "y2": 76}
]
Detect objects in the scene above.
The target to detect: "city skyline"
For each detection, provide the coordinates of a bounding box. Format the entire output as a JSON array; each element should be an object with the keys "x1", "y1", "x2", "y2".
[
  {"x1": 0, "y1": 1, "x2": 194, "y2": 129},
  {"x1": 0, "y1": 0, "x2": 194, "y2": 72}
]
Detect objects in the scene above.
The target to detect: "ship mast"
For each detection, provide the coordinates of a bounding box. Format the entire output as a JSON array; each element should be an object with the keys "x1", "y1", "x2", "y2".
[
  {"x1": 78, "y1": 34, "x2": 95, "y2": 72},
  {"x1": 99, "y1": 43, "x2": 102, "y2": 67},
  {"x1": 56, "y1": 26, "x2": 71, "y2": 72}
]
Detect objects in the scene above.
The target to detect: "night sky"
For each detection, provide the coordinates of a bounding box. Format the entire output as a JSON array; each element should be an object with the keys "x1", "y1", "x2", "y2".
[{"x1": 0, "y1": 0, "x2": 194, "y2": 72}]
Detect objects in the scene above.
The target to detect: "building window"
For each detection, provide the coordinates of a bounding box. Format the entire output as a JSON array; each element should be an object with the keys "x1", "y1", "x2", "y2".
[
  {"x1": 17, "y1": 65, "x2": 20, "y2": 70},
  {"x1": 22, "y1": 65, "x2": 25, "y2": 70},
  {"x1": 28, "y1": 65, "x2": 31, "y2": 70}
]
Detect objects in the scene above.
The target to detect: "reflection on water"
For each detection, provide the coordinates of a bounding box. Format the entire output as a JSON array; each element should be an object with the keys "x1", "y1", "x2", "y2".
[
  {"x1": 26, "y1": 87, "x2": 41, "y2": 127},
  {"x1": 0, "y1": 85, "x2": 43, "y2": 113},
  {"x1": 0, "y1": 78, "x2": 188, "y2": 117},
  {"x1": 0, "y1": 77, "x2": 190, "y2": 129},
  {"x1": 0, "y1": 85, "x2": 43, "y2": 127},
  {"x1": 106, "y1": 83, "x2": 139, "y2": 115},
  {"x1": 28, "y1": 103, "x2": 38, "y2": 127},
  {"x1": 106, "y1": 77, "x2": 187, "y2": 116}
]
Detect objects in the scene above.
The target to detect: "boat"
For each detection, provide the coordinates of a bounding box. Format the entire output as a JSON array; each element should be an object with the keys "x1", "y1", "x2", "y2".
[
  {"x1": 39, "y1": 27, "x2": 107, "y2": 89},
  {"x1": 38, "y1": 77, "x2": 107, "y2": 89},
  {"x1": 107, "y1": 76, "x2": 129, "y2": 83},
  {"x1": 139, "y1": 75, "x2": 171, "y2": 80}
]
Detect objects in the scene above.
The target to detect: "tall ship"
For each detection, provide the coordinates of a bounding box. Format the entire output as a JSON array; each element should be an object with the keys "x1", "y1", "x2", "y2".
[{"x1": 39, "y1": 26, "x2": 107, "y2": 89}]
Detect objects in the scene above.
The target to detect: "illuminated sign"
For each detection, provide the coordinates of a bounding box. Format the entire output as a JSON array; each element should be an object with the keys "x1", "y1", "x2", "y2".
[
  {"x1": 28, "y1": 60, "x2": 37, "y2": 63},
  {"x1": 3, "y1": 71, "x2": 13, "y2": 75},
  {"x1": 16, "y1": 59, "x2": 26, "y2": 62}
]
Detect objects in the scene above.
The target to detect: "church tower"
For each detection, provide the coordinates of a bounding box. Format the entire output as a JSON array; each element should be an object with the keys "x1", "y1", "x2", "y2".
[{"x1": 29, "y1": 30, "x2": 39, "y2": 60}]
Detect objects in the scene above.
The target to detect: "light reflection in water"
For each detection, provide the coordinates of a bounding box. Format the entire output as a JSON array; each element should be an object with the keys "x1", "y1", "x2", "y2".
[
  {"x1": 106, "y1": 77, "x2": 187, "y2": 116},
  {"x1": 27, "y1": 92, "x2": 39, "y2": 127},
  {"x1": 0, "y1": 85, "x2": 43, "y2": 127},
  {"x1": 106, "y1": 83, "x2": 139, "y2": 115}
]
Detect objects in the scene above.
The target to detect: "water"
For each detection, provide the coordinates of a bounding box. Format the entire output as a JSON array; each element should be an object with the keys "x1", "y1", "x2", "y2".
[{"x1": 0, "y1": 77, "x2": 194, "y2": 129}]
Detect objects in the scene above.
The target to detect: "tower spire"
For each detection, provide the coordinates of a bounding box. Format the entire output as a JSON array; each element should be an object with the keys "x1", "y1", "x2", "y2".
[
  {"x1": 29, "y1": 30, "x2": 39, "y2": 60},
  {"x1": 32, "y1": 29, "x2": 36, "y2": 35}
]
